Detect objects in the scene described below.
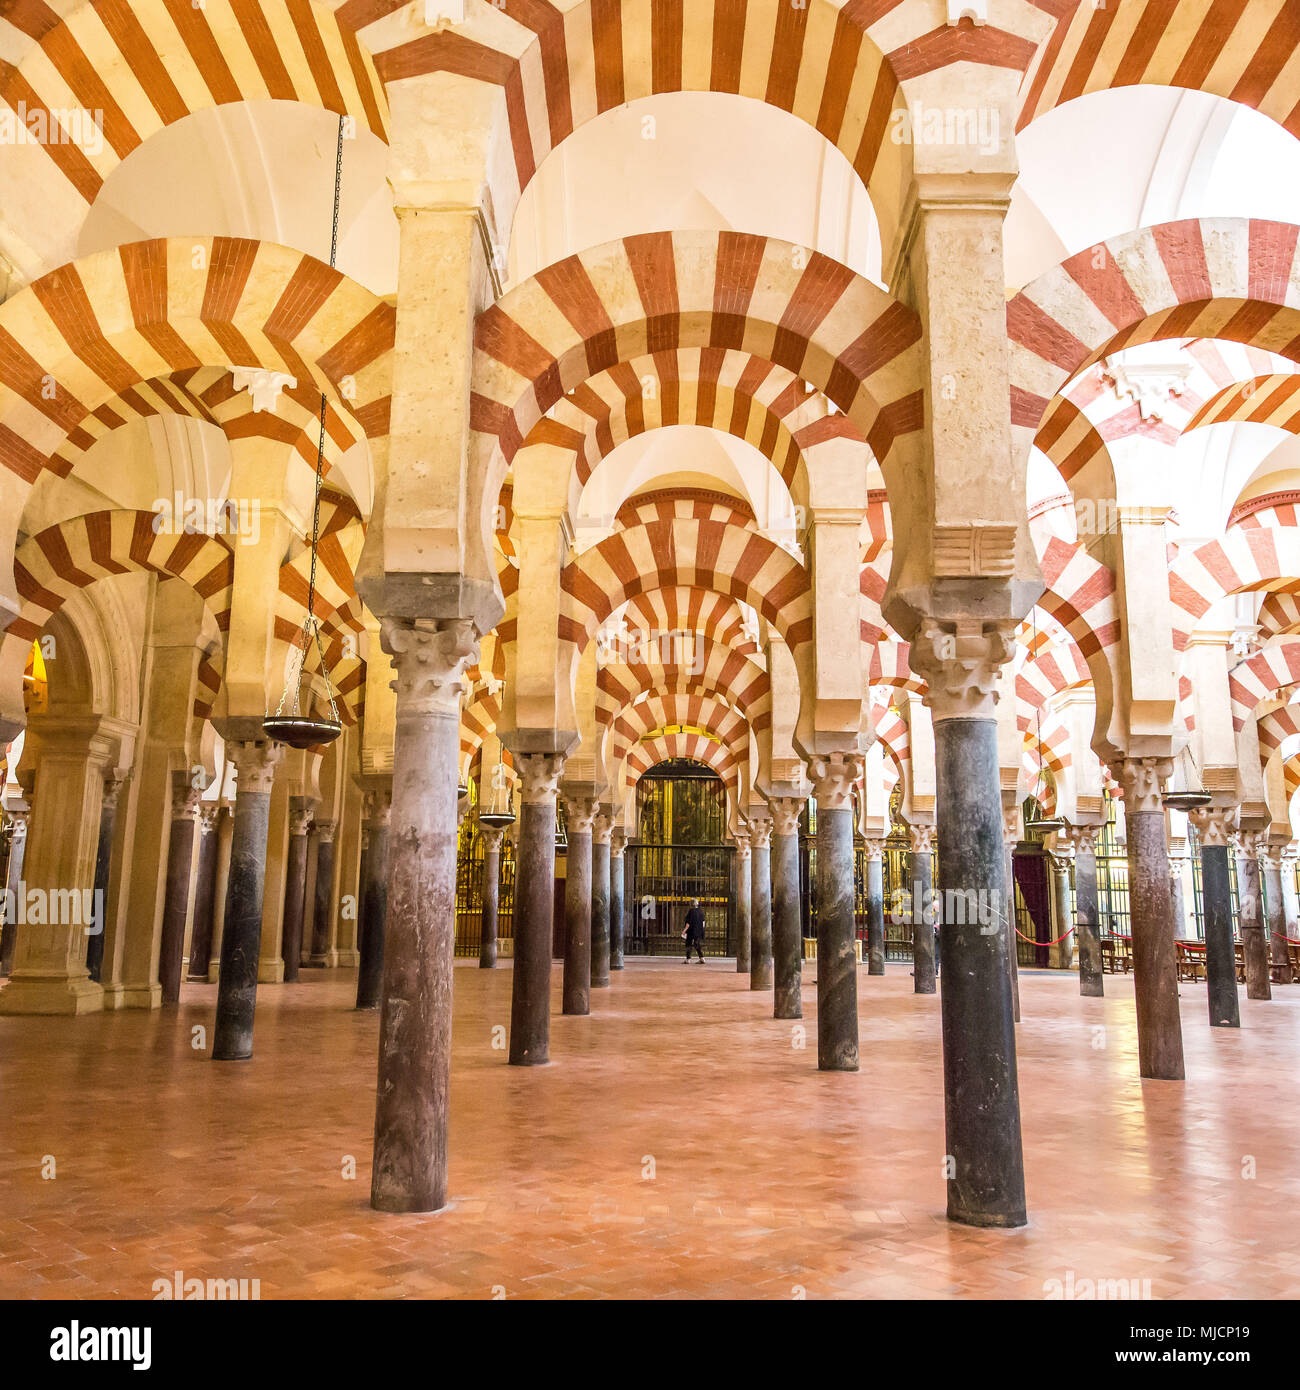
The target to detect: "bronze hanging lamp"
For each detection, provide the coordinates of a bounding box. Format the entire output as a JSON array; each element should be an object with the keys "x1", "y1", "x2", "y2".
[
  {"x1": 479, "y1": 686, "x2": 517, "y2": 830},
  {"x1": 264, "y1": 116, "x2": 347, "y2": 752},
  {"x1": 1161, "y1": 744, "x2": 1211, "y2": 813}
]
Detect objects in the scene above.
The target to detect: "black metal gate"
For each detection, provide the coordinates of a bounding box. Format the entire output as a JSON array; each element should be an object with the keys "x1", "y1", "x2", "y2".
[
  {"x1": 454, "y1": 824, "x2": 517, "y2": 958},
  {"x1": 626, "y1": 842, "x2": 734, "y2": 956}
]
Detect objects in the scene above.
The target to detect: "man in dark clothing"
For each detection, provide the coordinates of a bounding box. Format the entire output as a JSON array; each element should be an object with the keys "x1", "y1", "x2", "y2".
[{"x1": 682, "y1": 899, "x2": 706, "y2": 963}]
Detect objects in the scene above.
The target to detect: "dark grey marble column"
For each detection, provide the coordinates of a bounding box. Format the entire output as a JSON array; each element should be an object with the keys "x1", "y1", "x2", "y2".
[
  {"x1": 1169, "y1": 857, "x2": 1188, "y2": 937},
  {"x1": 1051, "y1": 850, "x2": 1074, "y2": 969},
  {"x1": 509, "y1": 752, "x2": 564, "y2": 1064},
  {"x1": 1191, "y1": 807, "x2": 1239, "y2": 1028},
  {"x1": 1262, "y1": 849, "x2": 1294, "y2": 985},
  {"x1": 810, "y1": 755, "x2": 862, "y2": 1070},
  {"x1": 212, "y1": 740, "x2": 283, "y2": 1060},
  {"x1": 0, "y1": 802, "x2": 29, "y2": 976},
  {"x1": 158, "y1": 773, "x2": 201, "y2": 1004},
  {"x1": 591, "y1": 812, "x2": 611, "y2": 988},
  {"x1": 308, "y1": 819, "x2": 336, "y2": 966},
  {"x1": 749, "y1": 817, "x2": 773, "y2": 990},
  {"x1": 1115, "y1": 756, "x2": 1184, "y2": 1080},
  {"x1": 86, "y1": 779, "x2": 121, "y2": 984},
  {"x1": 561, "y1": 791, "x2": 596, "y2": 1016},
  {"x1": 187, "y1": 805, "x2": 222, "y2": 981},
  {"x1": 912, "y1": 623, "x2": 1025, "y2": 1229},
  {"x1": 733, "y1": 833, "x2": 752, "y2": 973},
  {"x1": 1001, "y1": 807, "x2": 1021, "y2": 1021},
  {"x1": 1071, "y1": 825, "x2": 1104, "y2": 997},
  {"x1": 907, "y1": 826, "x2": 936, "y2": 994},
  {"x1": 1236, "y1": 833, "x2": 1270, "y2": 1000},
  {"x1": 769, "y1": 797, "x2": 804, "y2": 1020},
  {"x1": 279, "y1": 797, "x2": 313, "y2": 983},
  {"x1": 609, "y1": 829, "x2": 626, "y2": 971},
  {"x1": 355, "y1": 783, "x2": 391, "y2": 1010},
  {"x1": 863, "y1": 839, "x2": 885, "y2": 976},
  {"x1": 478, "y1": 823, "x2": 505, "y2": 969},
  {"x1": 370, "y1": 618, "x2": 479, "y2": 1214}
]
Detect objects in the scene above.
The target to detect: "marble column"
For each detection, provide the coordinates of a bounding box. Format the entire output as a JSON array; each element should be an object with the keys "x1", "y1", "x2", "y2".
[
  {"x1": 1169, "y1": 856, "x2": 1189, "y2": 937},
  {"x1": 591, "y1": 811, "x2": 611, "y2": 988},
  {"x1": 733, "y1": 832, "x2": 752, "y2": 973},
  {"x1": 370, "y1": 618, "x2": 479, "y2": 1214},
  {"x1": 561, "y1": 792, "x2": 597, "y2": 1016},
  {"x1": 211, "y1": 741, "x2": 283, "y2": 1060},
  {"x1": 907, "y1": 824, "x2": 936, "y2": 994},
  {"x1": 1114, "y1": 756, "x2": 1184, "y2": 1080},
  {"x1": 187, "y1": 805, "x2": 223, "y2": 981},
  {"x1": 910, "y1": 621, "x2": 1025, "y2": 1228},
  {"x1": 1236, "y1": 831, "x2": 1270, "y2": 1001},
  {"x1": 279, "y1": 797, "x2": 313, "y2": 983},
  {"x1": 354, "y1": 783, "x2": 391, "y2": 1010},
  {"x1": 1050, "y1": 848, "x2": 1075, "y2": 970},
  {"x1": 863, "y1": 838, "x2": 885, "y2": 976},
  {"x1": 509, "y1": 752, "x2": 565, "y2": 1064},
  {"x1": 810, "y1": 755, "x2": 863, "y2": 1070},
  {"x1": 0, "y1": 803, "x2": 29, "y2": 976},
  {"x1": 86, "y1": 779, "x2": 122, "y2": 984},
  {"x1": 1189, "y1": 806, "x2": 1240, "y2": 1029},
  {"x1": 609, "y1": 828, "x2": 626, "y2": 971},
  {"x1": 1001, "y1": 807, "x2": 1021, "y2": 1021},
  {"x1": 477, "y1": 822, "x2": 505, "y2": 969},
  {"x1": 1262, "y1": 848, "x2": 1294, "y2": 986},
  {"x1": 1069, "y1": 825, "x2": 1104, "y2": 998},
  {"x1": 1280, "y1": 852, "x2": 1300, "y2": 944},
  {"x1": 158, "y1": 773, "x2": 201, "y2": 1004},
  {"x1": 749, "y1": 815, "x2": 773, "y2": 991},
  {"x1": 768, "y1": 796, "x2": 805, "y2": 1020},
  {"x1": 308, "y1": 819, "x2": 336, "y2": 966}
]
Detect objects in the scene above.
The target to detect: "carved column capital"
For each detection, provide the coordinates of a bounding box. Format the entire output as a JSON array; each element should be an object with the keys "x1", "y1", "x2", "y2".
[
  {"x1": 4, "y1": 805, "x2": 29, "y2": 837},
  {"x1": 199, "y1": 803, "x2": 223, "y2": 834},
  {"x1": 908, "y1": 823, "x2": 935, "y2": 855},
  {"x1": 909, "y1": 619, "x2": 1016, "y2": 720},
  {"x1": 314, "y1": 818, "x2": 337, "y2": 845},
  {"x1": 478, "y1": 823, "x2": 506, "y2": 854},
  {"x1": 516, "y1": 752, "x2": 566, "y2": 805},
  {"x1": 101, "y1": 776, "x2": 125, "y2": 813},
  {"x1": 1062, "y1": 823, "x2": 1100, "y2": 856},
  {"x1": 562, "y1": 794, "x2": 599, "y2": 835},
  {"x1": 749, "y1": 816, "x2": 772, "y2": 850},
  {"x1": 732, "y1": 831, "x2": 751, "y2": 860},
  {"x1": 592, "y1": 812, "x2": 613, "y2": 846},
  {"x1": 170, "y1": 770, "x2": 202, "y2": 821},
  {"x1": 1001, "y1": 805, "x2": 1020, "y2": 849},
  {"x1": 1167, "y1": 857, "x2": 1185, "y2": 881},
  {"x1": 230, "y1": 740, "x2": 283, "y2": 797},
  {"x1": 767, "y1": 795, "x2": 805, "y2": 838},
  {"x1": 1237, "y1": 828, "x2": 1265, "y2": 858},
  {"x1": 1111, "y1": 755, "x2": 1173, "y2": 815},
  {"x1": 1188, "y1": 804, "x2": 1238, "y2": 848},
  {"x1": 288, "y1": 796, "x2": 315, "y2": 838},
  {"x1": 610, "y1": 827, "x2": 627, "y2": 860},
  {"x1": 362, "y1": 786, "x2": 392, "y2": 827},
  {"x1": 1262, "y1": 846, "x2": 1287, "y2": 872},
  {"x1": 380, "y1": 617, "x2": 480, "y2": 717},
  {"x1": 808, "y1": 752, "x2": 863, "y2": 811},
  {"x1": 861, "y1": 838, "x2": 884, "y2": 863}
]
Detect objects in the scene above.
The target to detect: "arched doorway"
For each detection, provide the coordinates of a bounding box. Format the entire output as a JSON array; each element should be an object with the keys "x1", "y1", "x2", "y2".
[{"x1": 627, "y1": 759, "x2": 734, "y2": 957}]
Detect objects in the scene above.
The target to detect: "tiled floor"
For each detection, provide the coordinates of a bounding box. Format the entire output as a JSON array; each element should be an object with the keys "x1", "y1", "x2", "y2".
[{"x1": 2, "y1": 959, "x2": 1298, "y2": 1299}]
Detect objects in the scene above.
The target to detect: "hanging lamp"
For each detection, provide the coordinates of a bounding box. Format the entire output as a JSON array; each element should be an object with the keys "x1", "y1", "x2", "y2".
[
  {"x1": 1161, "y1": 744, "x2": 1211, "y2": 813},
  {"x1": 264, "y1": 115, "x2": 347, "y2": 752},
  {"x1": 1022, "y1": 612, "x2": 1066, "y2": 835},
  {"x1": 478, "y1": 685, "x2": 517, "y2": 830}
]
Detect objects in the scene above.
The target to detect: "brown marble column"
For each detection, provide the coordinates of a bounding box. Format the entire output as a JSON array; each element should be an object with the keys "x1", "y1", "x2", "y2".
[
  {"x1": 509, "y1": 752, "x2": 565, "y2": 1064},
  {"x1": 86, "y1": 778, "x2": 122, "y2": 985},
  {"x1": 561, "y1": 791, "x2": 597, "y2": 1016},
  {"x1": 187, "y1": 805, "x2": 223, "y2": 981},
  {"x1": 732, "y1": 831, "x2": 752, "y2": 973},
  {"x1": 810, "y1": 754, "x2": 864, "y2": 1070},
  {"x1": 0, "y1": 802, "x2": 29, "y2": 976},
  {"x1": 212, "y1": 741, "x2": 283, "y2": 1059},
  {"x1": 591, "y1": 811, "x2": 612, "y2": 989},
  {"x1": 1262, "y1": 847, "x2": 1294, "y2": 986},
  {"x1": 1189, "y1": 805, "x2": 1240, "y2": 1029},
  {"x1": 370, "y1": 618, "x2": 479, "y2": 1214},
  {"x1": 1113, "y1": 756, "x2": 1184, "y2": 1080},
  {"x1": 749, "y1": 814, "x2": 773, "y2": 991},
  {"x1": 1067, "y1": 824, "x2": 1104, "y2": 998},
  {"x1": 279, "y1": 797, "x2": 313, "y2": 983},
  {"x1": 308, "y1": 818, "x2": 336, "y2": 966},
  {"x1": 768, "y1": 795, "x2": 805, "y2": 1021},
  {"x1": 158, "y1": 773, "x2": 201, "y2": 1004},
  {"x1": 609, "y1": 827, "x2": 626, "y2": 971},
  {"x1": 477, "y1": 821, "x2": 505, "y2": 969},
  {"x1": 1236, "y1": 830, "x2": 1270, "y2": 1001},
  {"x1": 354, "y1": 782, "x2": 392, "y2": 1010}
]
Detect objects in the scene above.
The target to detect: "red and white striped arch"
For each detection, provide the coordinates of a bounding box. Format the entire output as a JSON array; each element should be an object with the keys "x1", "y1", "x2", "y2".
[
  {"x1": 868, "y1": 637, "x2": 924, "y2": 699},
  {"x1": 1019, "y1": 0, "x2": 1300, "y2": 140},
  {"x1": 472, "y1": 231, "x2": 923, "y2": 486},
  {"x1": 1256, "y1": 589, "x2": 1300, "y2": 639},
  {"x1": 618, "y1": 586, "x2": 761, "y2": 658},
  {"x1": 0, "y1": 237, "x2": 394, "y2": 491},
  {"x1": 608, "y1": 694, "x2": 749, "y2": 775},
  {"x1": 625, "y1": 730, "x2": 739, "y2": 797},
  {"x1": 1186, "y1": 374, "x2": 1300, "y2": 439},
  {"x1": 1229, "y1": 639, "x2": 1300, "y2": 729},
  {"x1": 1169, "y1": 526, "x2": 1300, "y2": 652},
  {"x1": 596, "y1": 642, "x2": 771, "y2": 735}
]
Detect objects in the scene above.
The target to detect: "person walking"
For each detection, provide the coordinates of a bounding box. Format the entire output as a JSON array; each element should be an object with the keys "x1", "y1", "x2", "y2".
[{"x1": 682, "y1": 899, "x2": 706, "y2": 963}]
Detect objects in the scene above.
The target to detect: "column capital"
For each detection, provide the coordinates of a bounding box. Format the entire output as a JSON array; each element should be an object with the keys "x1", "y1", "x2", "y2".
[
  {"x1": 749, "y1": 815, "x2": 772, "y2": 850},
  {"x1": 380, "y1": 617, "x2": 479, "y2": 716},
  {"x1": 592, "y1": 812, "x2": 613, "y2": 846},
  {"x1": 1167, "y1": 856, "x2": 1184, "y2": 881},
  {"x1": 199, "y1": 803, "x2": 224, "y2": 834},
  {"x1": 909, "y1": 823, "x2": 935, "y2": 854},
  {"x1": 101, "y1": 775, "x2": 125, "y2": 813},
  {"x1": 1237, "y1": 828, "x2": 1266, "y2": 858},
  {"x1": 478, "y1": 822, "x2": 506, "y2": 853},
  {"x1": 362, "y1": 785, "x2": 393, "y2": 827},
  {"x1": 516, "y1": 752, "x2": 566, "y2": 805},
  {"x1": 1111, "y1": 755, "x2": 1173, "y2": 815},
  {"x1": 767, "y1": 795, "x2": 805, "y2": 838},
  {"x1": 1188, "y1": 804, "x2": 1238, "y2": 848},
  {"x1": 561, "y1": 793, "x2": 599, "y2": 835},
  {"x1": 861, "y1": 838, "x2": 884, "y2": 863},
  {"x1": 288, "y1": 796, "x2": 315, "y2": 838},
  {"x1": 1061, "y1": 822, "x2": 1100, "y2": 856},
  {"x1": 909, "y1": 619, "x2": 1016, "y2": 720},
  {"x1": 230, "y1": 740, "x2": 283, "y2": 797},
  {"x1": 1001, "y1": 805, "x2": 1020, "y2": 849},
  {"x1": 314, "y1": 818, "x2": 337, "y2": 845},
  {"x1": 170, "y1": 770, "x2": 202, "y2": 822},
  {"x1": 808, "y1": 752, "x2": 863, "y2": 811},
  {"x1": 732, "y1": 831, "x2": 751, "y2": 859},
  {"x1": 610, "y1": 827, "x2": 627, "y2": 859}
]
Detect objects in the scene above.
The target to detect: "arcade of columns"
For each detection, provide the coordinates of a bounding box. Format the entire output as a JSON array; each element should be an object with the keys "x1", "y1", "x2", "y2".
[{"x1": 0, "y1": 0, "x2": 1299, "y2": 1234}]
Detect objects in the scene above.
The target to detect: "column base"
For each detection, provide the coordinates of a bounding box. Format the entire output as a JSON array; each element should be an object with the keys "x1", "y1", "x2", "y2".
[
  {"x1": 948, "y1": 1202, "x2": 1027, "y2": 1230},
  {"x1": 122, "y1": 983, "x2": 163, "y2": 1009},
  {"x1": 258, "y1": 959, "x2": 285, "y2": 984},
  {"x1": 101, "y1": 984, "x2": 127, "y2": 1011},
  {"x1": 335, "y1": 950, "x2": 359, "y2": 968},
  {"x1": 0, "y1": 972, "x2": 105, "y2": 1015}
]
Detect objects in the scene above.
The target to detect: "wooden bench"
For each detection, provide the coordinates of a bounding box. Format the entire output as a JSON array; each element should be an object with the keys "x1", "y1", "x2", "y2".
[
  {"x1": 1102, "y1": 936, "x2": 1133, "y2": 974},
  {"x1": 1175, "y1": 940, "x2": 1206, "y2": 982}
]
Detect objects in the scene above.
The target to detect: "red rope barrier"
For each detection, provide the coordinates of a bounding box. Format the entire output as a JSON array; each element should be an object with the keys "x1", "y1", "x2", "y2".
[
  {"x1": 1271, "y1": 931, "x2": 1300, "y2": 945},
  {"x1": 1013, "y1": 923, "x2": 1075, "y2": 946}
]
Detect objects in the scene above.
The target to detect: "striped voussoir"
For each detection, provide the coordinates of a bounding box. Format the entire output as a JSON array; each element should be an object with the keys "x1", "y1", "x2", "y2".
[
  {"x1": 859, "y1": 550, "x2": 889, "y2": 646},
  {"x1": 862, "y1": 488, "x2": 891, "y2": 562},
  {"x1": 1255, "y1": 700, "x2": 1300, "y2": 764},
  {"x1": 1185, "y1": 374, "x2": 1300, "y2": 440},
  {"x1": 872, "y1": 704, "x2": 911, "y2": 786},
  {"x1": 596, "y1": 643, "x2": 771, "y2": 735},
  {"x1": 559, "y1": 509, "x2": 813, "y2": 655},
  {"x1": 1255, "y1": 589, "x2": 1300, "y2": 639},
  {"x1": 5, "y1": 510, "x2": 234, "y2": 662},
  {"x1": 471, "y1": 231, "x2": 923, "y2": 480},
  {"x1": 1018, "y1": 0, "x2": 1300, "y2": 140},
  {"x1": 1015, "y1": 632, "x2": 1092, "y2": 730},
  {"x1": 1230, "y1": 493, "x2": 1300, "y2": 532},
  {"x1": 867, "y1": 637, "x2": 923, "y2": 699},
  {"x1": 0, "y1": 0, "x2": 387, "y2": 206},
  {"x1": 620, "y1": 587, "x2": 761, "y2": 657},
  {"x1": 1229, "y1": 639, "x2": 1300, "y2": 729},
  {"x1": 1022, "y1": 715, "x2": 1071, "y2": 817},
  {"x1": 1037, "y1": 534, "x2": 1120, "y2": 678},
  {"x1": 0, "y1": 237, "x2": 394, "y2": 489},
  {"x1": 1168, "y1": 525, "x2": 1300, "y2": 653},
  {"x1": 460, "y1": 686, "x2": 504, "y2": 780},
  {"x1": 1007, "y1": 219, "x2": 1300, "y2": 448},
  {"x1": 626, "y1": 729, "x2": 739, "y2": 796},
  {"x1": 355, "y1": 0, "x2": 928, "y2": 249},
  {"x1": 609, "y1": 694, "x2": 749, "y2": 776}
]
